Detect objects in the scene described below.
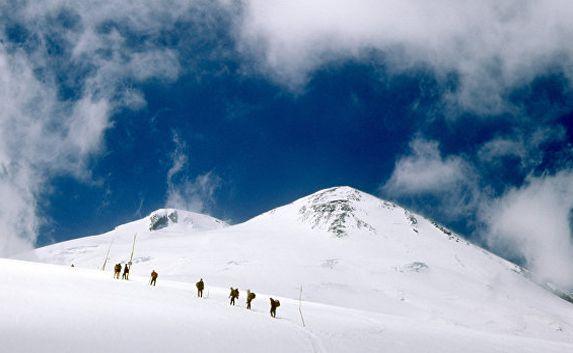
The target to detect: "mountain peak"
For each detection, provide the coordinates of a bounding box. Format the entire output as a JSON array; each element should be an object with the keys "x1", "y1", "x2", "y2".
[
  {"x1": 148, "y1": 208, "x2": 228, "y2": 232},
  {"x1": 111, "y1": 208, "x2": 228, "y2": 235},
  {"x1": 248, "y1": 186, "x2": 401, "y2": 238},
  {"x1": 297, "y1": 187, "x2": 380, "y2": 237},
  {"x1": 305, "y1": 186, "x2": 368, "y2": 200}
]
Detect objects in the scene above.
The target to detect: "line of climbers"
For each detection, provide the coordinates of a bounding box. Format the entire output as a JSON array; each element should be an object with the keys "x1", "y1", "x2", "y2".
[
  {"x1": 111, "y1": 265, "x2": 280, "y2": 317},
  {"x1": 225, "y1": 285, "x2": 279, "y2": 317}
]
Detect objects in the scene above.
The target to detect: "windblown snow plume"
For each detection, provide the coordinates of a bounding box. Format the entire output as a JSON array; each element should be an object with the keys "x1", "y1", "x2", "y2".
[{"x1": 165, "y1": 134, "x2": 222, "y2": 214}]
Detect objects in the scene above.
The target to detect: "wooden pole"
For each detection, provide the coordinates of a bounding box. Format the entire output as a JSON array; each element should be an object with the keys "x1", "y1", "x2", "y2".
[
  {"x1": 129, "y1": 233, "x2": 137, "y2": 266},
  {"x1": 101, "y1": 237, "x2": 114, "y2": 271},
  {"x1": 298, "y1": 285, "x2": 306, "y2": 327}
]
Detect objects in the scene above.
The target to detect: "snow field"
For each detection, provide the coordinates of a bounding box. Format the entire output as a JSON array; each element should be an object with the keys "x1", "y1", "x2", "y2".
[
  {"x1": 1, "y1": 259, "x2": 311, "y2": 353},
  {"x1": 3, "y1": 258, "x2": 573, "y2": 353},
  {"x1": 23, "y1": 186, "x2": 573, "y2": 352}
]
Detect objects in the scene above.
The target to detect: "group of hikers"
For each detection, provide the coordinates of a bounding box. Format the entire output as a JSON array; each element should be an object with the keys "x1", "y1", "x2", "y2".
[
  {"x1": 221, "y1": 283, "x2": 280, "y2": 317},
  {"x1": 113, "y1": 263, "x2": 130, "y2": 280},
  {"x1": 112, "y1": 266, "x2": 280, "y2": 317}
]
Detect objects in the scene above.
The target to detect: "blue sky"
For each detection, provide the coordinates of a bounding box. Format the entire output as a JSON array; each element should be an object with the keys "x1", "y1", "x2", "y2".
[{"x1": 2, "y1": 1, "x2": 573, "y2": 287}]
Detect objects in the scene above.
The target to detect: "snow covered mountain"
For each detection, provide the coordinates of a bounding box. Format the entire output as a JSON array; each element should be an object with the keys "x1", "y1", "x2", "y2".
[
  {"x1": 13, "y1": 186, "x2": 573, "y2": 352},
  {"x1": 32, "y1": 208, "x2": 227, "y2": 266}
]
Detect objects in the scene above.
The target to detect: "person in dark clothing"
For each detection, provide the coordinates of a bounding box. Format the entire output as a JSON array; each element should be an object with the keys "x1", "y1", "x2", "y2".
[
  {"x1": 114, "y1": 263, "x2": 122, "y2": 279},
  {"x1": 150, "y1": 270, "x2": 158, "y2": 286},
  {"x1": 229, "y1": 287, "x2": 239, "y2": 305},
  {"x1": 122, "y1": 264, "x2": 130, "y2": 280},
  {"x1": 246, "y1": 290, "x2": 256, "y2": 310},
  {"x1": 196, "y1": 278, "x2": 205, "y2": 297},
  {"x1": 269, "y1": 298, "x2": 280, "y2": 318}
]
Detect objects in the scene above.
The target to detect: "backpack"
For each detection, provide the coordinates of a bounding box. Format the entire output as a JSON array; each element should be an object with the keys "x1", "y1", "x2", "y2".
[{"x1": 275, "y1": 300, "x2": 280, "y2": 307}]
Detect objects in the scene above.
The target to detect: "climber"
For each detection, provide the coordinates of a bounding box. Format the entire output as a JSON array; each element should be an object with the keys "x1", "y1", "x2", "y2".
[
  {"x1": 122, "y1": 263, "x2": 130, "y2": 280},
  {"x1": 246, "y1": 289, "x2": 256, "y2": 310},
  {"x1": 229, "y1": 287, "x2": 239, "y2": 305},
  {"x1": 269, "y1": 298, "x2": 280, "y2": 318},
  {"x1": 150, "y1": 270, "x2": 158, "y2": 286},
  {"x1": 196, "y1": 278, "x2": 204, "y2": 297},
  {"x1": 114, "y1": 263, "x2": 122, "y2": 279}
]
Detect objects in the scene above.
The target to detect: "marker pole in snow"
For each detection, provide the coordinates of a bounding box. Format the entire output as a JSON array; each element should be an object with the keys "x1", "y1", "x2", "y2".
[
  {"x1": 298, "y1": 285, "x2": 306, "y2": 327},
  {"x1": 129, "y1": 233, "x2": 137, "y2": 266},
  {"x1": 101, "y1": 237, "x2": 114, "y2": 271}
]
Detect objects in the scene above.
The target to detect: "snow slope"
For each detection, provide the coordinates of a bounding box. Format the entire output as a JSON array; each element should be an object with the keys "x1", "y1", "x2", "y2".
[
  {"x1": 18, "y1": 186, "x2": 573, "y2": 351},
  {"x1": 2, "y1": 258, "x2": 572, "y2": 353}
]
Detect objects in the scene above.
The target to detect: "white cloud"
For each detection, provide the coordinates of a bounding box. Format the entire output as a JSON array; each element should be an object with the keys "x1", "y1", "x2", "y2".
[
  {"x1": 478, "y1": 126, "x2": 566, "y2": 170},
  {"x1": 0, "y1": 1, "x2": 221, "y2": 255},
  {"x1": 381, "y1": 138, "x2": 480, "y2": 218},
  {"x1": 237, "y1": 0, "x2": 573, "y2": 113},
  {"x1": 0, "y1": 47, "x2": 76, "y2": 255},
  {"x1": 481, "y1": 171, "x2": 573, "y2": 289},
  {"x1": 477, "y1": 138, "x2": 529, "y2": 164},
  {"x1": 166, "y1": 133, "x2": 189, "y2": 182},
  {"x1": 383, "y1": 139, "x2": 475, "y2": 193},
  {"x1": 165, "y1": 134, "x2": 221, "y2": 213},
  {"x1": 383, "y1": 139, "x2": 466, "y2": 193}
]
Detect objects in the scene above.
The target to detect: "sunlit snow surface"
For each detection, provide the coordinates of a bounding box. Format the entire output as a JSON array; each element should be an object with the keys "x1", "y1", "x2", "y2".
[{"x1": 9, "y1": 187, "x2": 573, "y2": 352}]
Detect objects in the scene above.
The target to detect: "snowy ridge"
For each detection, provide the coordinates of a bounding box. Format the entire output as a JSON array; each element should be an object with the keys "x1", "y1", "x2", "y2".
[{"x1": 19, "y1": 186, "x2": 573, "y2": 352}]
